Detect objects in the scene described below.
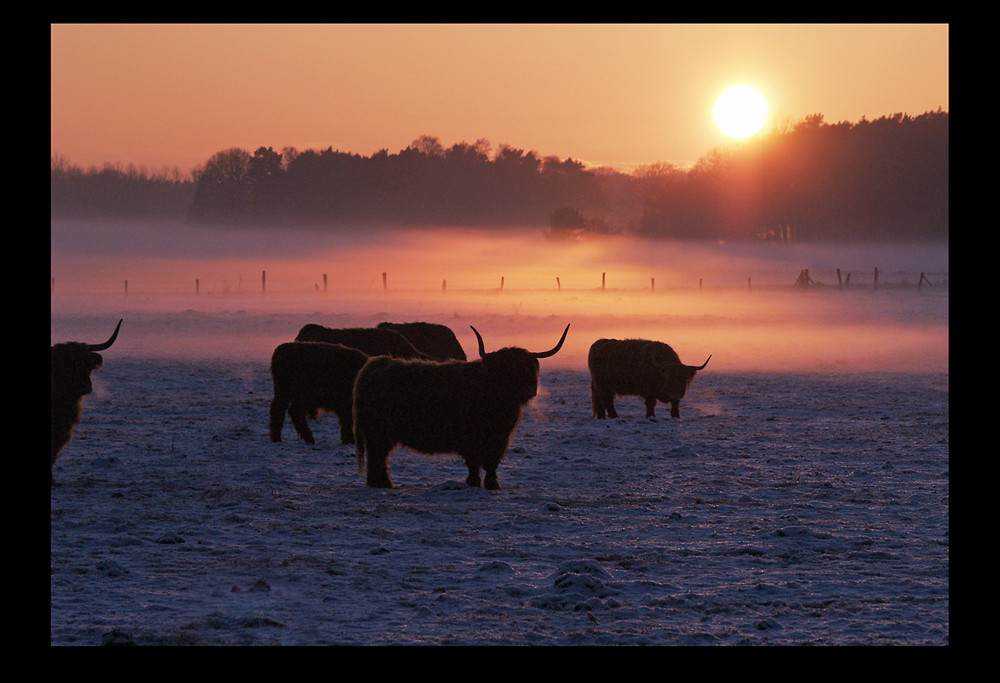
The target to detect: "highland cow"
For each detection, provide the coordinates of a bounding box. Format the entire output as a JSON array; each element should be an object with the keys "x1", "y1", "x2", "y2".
[
  {"x1": 377, "y1": 321, "x2": 467, "y2": 361},
  {"x1": 269, "y1": 341, "x2": 370, "y2": 445},
  {"x1": 588, "y1": 338, "x2": 710, "y2": 419},
  {"x1": 295, "y1": 324, "x2": 427, "y2": 359},
  {"x1": 50, "y1": 319, "x2": 122, "y2": 484},
  {"x1": 353, "y1": 323, "x2": 570, "y2": 490}
]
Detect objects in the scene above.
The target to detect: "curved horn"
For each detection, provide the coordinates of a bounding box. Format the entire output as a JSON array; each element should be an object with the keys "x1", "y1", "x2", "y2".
[
  {"x1": 470, "y1": 325, "x2": 487, "y2": 359},
  {"x1": 87, "y1": 319, "x2": 122, "y2": 352},
  {"x1": 689, "y1": 355, "x2": 711, "y2": 371},
  {"x1": 532, "y1": 323, "x2": 570, "y2": 359}
]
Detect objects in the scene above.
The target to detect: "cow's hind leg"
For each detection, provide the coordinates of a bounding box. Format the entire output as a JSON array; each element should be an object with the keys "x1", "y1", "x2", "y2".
[
  {"x1": 644, "y1": 396, "x2": 658, "y2": 418},
  {"x1": 269, "y1": 396, "x2": 288, "y2": 442},
  {"x1": 365, "y1": 439, "x2": 394, "y2": 488},
  {"x1": 288, "y1": 403, "x2": 315, "y2": 444},
  {"x1": 599, "y1": 387, "x2": 619, "y2": 418},
  {"x1": 464, "y1": 458, "x2": 482, "y2": 487},
  {"x1": 591, "y1": 380, "x2": 607, "y2": 418},
  {"x1": 337, "y1": 417, "x2": 355, "y2": 444},
  {"x1": 481, "y1": 449, "x2": 504, "y2": 490}
]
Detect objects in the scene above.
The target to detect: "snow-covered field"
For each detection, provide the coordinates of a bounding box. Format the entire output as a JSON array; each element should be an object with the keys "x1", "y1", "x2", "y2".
[{"x1": 50, "y1": 222, "x2": 948, "y2": 645}]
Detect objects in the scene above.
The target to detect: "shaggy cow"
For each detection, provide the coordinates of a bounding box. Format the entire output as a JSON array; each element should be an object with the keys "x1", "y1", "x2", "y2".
[
  {"x1": 588, "y1": 338, "x2": 710, "y2": 419},
  {"x1": 269, "y1": 341, "x2": 370, "y2": 445},
  {"x1": 353, "y1": 323, "x2": 570, "y2": 490},
  {"x1": 295, "y1": 324, "x2": 427, "y2": 359},
  {"x1": 50, "y1": 319, "x2": 122, "y2": 484},
  {"x1": 377, "y1": 321, "x2": 467, "y2": 361}
]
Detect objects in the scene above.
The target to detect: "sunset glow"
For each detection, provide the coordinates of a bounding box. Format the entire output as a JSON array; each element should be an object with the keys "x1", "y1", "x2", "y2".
[
  {"x1": 714, "y1": 85, "x2": 769, "y2": 138},
  {"x1": 51, "y1": 24, "x2": 949, "y2": 173}
]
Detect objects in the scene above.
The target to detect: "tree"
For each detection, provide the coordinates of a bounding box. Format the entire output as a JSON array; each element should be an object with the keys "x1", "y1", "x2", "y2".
[{"x1": 189, "y1": 147, "x2": 252, "y2": 222}]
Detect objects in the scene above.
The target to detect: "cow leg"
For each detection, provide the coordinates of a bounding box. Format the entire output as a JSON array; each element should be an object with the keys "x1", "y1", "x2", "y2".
[
  {"x1": 481, "y1": 450, "x2": 503, "y2": 490},
  {"x1": 365, "y1": 439, "x2": 394, "y2": 488},
  {"x1": 603, "y1": 391, "x2": 619, "y2": 418},
  {"x1": 593, "y1": 383, "x2": 618, "y2": 418},
  {"x1": 269, "y1": 396, "x2": 288, "y2": 442},
  {"x1": 670, "y1": 400, "x2": 680, "y2": 418},
  {"x1": 337, "y1": 416, "x2": 355, "y2": 445},
  {"x1": 644, "y1": 397, "x2": 657, "y2": 418},
  {"x1": 461, "y1": 453, "x2": 482, "y2": 487},
  {"x1": 288, "y1": 403, "x2": 315, "y2": 444},
  {"x1": 483, "y1": 463, "x2": 500, "y2": 491},
  {"x1": 591, "y1": 380, "x2": 606, "y2": 418},
  {"x1": 465, "y1": 463, "x2": 482, "y2": 488}
]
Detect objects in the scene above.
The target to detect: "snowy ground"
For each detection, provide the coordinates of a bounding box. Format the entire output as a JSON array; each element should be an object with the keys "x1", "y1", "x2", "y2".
[{"x1": 50, "y1": 278, "x2": 948, "y2": 646}]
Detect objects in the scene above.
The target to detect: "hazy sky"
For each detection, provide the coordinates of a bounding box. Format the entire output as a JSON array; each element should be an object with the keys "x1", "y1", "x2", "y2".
[{"x1": 51, "y1": 23, "x2": 948, "y2": 173}]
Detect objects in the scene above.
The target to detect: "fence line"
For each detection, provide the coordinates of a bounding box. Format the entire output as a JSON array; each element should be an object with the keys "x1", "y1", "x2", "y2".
[{"x1": 50, "y1": 267, "x2": 949, "y2": 298}]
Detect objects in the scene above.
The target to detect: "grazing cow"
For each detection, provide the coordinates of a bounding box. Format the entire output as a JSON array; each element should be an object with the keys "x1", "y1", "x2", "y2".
[
  {"x1": 295, "y1": 324, "x2": 427, "y2": 359},
  {"x1": 353, "y1": 323, "x2": 570, "y2": 490},
  {"x1": 269, "y1": 341, "x2": 370, "y2": 445},
  {"x1": 588, "y1": 338, "x2": 710, "y2": 419},
  {"x1": 377, "y1": 321, "x2": 467, "y2": 361},
  {"x1": 50, "y1": 319, "x2": 122, "y2": 484}
]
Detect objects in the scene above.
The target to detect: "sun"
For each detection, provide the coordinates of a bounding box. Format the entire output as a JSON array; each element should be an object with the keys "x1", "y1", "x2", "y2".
[{"x1": 713, "y1": 85, "x2": 768, "y2": 139}]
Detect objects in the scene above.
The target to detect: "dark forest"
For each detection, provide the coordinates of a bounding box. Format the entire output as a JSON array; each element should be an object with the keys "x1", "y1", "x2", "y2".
[{"x1": 51, "y1": 110, "x2": 947, "y2": 243}]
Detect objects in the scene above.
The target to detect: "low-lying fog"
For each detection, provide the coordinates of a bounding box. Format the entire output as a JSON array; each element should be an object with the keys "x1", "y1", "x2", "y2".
[{"x1": 51, "y1": 218, "x2": 948, "y2": 373}]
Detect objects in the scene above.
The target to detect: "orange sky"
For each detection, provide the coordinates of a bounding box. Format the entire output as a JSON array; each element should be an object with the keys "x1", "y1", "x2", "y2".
[{"x1": 51, "y1": 23, "x2": 948, "y2": 174}]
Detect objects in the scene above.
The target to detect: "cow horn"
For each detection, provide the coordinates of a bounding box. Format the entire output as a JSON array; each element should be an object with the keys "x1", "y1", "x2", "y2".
[
  {"x1": 471, "y1": 326, "x2": 487, "y2": 359},
  {"x1": 690, "y1": 355, "x2": 711, "y2": 371},
  {"x1": 87, "y1": 319, "x2": 122, "y2": 352},
  {"x1": 532, "y1": 323, "x2": 570, "y2": 359}
]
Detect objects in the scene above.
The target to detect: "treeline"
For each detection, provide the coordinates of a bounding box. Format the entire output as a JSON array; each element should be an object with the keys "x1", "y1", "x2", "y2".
[
  {"x1": 630, "y1": 110, "x2": 948, "y2": 242},
  {"x1": 51, "y1": 110, "x2": 948, "y2": 241},
  {"x1": 50, "y1": 155, "x2": 196, "y2": 219},
  {"x1": 187, "y1": 136, "x2": 602, "y2": 228}
]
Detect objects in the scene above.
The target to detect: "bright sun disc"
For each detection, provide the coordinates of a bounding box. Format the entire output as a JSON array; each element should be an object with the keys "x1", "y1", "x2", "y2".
[{"x1": 713, "y1": 85, "x2": 768, "y2": 139}]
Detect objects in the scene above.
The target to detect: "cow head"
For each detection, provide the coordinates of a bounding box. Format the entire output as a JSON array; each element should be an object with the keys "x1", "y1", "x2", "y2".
[
  {"x1": 471, "y1": 324, "x2": 569, "y2": 403},
  {"x1": 51, "y1": 319, "x2": 122, "y2": 399},
  {"x1": 654, "y1": 350, "x2": 710, "y2": 403}
]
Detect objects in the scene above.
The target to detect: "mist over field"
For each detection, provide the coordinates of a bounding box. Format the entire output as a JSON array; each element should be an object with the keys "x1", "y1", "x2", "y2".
[
  {"x1": 51, "y1": 218, "x2": 947, "y2": 374},
  {"x1": 50, "y1": 218, "x2": 949, "y2": 645}
]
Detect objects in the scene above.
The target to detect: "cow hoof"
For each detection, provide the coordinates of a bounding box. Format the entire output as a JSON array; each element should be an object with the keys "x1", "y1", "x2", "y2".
[{"x1": 366, "y1": 473, "x2": 393, "y2": 489}]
